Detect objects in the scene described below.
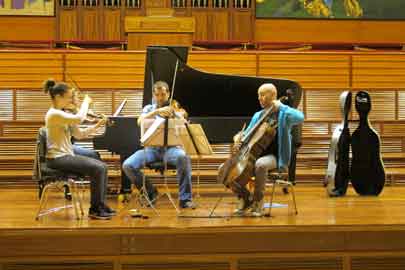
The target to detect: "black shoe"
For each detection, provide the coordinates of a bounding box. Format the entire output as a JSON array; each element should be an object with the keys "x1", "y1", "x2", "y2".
[
  {"x1": 88, "y1": 206, "x2": 111, "y2": 220},
  {"x1": 179, "y1": 200, "x2": 197, "y2": 209},
  {"x1": 101, "y1": 203, "x2": 116, "y2": 216}
]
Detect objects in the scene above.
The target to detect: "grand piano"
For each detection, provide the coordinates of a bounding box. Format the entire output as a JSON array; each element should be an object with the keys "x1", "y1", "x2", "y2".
[{"x1": 93, "y1": 46, "x2": 302, "y2": 192}]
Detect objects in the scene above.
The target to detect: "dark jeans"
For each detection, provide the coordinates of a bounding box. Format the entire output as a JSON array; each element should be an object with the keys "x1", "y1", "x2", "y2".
[{"x1": 47, "y1": 154, "x2": 108, "y2": 208}]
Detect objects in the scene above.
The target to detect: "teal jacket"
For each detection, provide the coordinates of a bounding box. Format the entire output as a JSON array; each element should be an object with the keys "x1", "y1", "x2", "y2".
[{"x1": 243, "y1": 103, "x2": 304, "y2": 170}]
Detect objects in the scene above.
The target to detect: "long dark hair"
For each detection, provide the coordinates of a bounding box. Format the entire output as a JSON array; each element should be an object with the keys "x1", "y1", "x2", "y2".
[{"x1": 43, "y1": 79, "x2": 69, "y2": 99}]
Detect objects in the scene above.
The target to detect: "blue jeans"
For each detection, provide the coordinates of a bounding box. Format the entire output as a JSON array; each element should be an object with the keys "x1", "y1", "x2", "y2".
[{"x1": 122, "y1": 146, "x2": 192, "y2": 202}]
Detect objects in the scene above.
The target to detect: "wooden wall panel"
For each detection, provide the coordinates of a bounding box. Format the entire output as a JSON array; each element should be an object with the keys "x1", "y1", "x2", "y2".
[
  {"x1": 15, "y1": 90, "x2": 51, "y2": 121},
  {"x1": 80, "y1": 8, "x2": 102, "y2": 40},
  {"x1": 352, "y1": 256, "x2": 405, "y2": 270},
  {"x1": 0, "y1": 122, "x2": 42, "y2": 137},
  {"x1": 398, "y1": 91, "x2": 405, "y2": 120},
  {"x1": 80, "y1": 90, "x2": 113, "y2": 115},
  {"x1": 0, "y1": 17, "x2": 55, "y2": 41},
  {"x1": 65, "y1": 52, "x2": 145, "y2": 89},
  {"x1": 380, "y1": 137, "x2": 403, "y2": 153},
  {"x1": 114, "y1": 90, "x2": 143, "y2": 116},
  {"x1": 258, "y1": 54, "x2": 350, "y2": 89},
  {"x1": 124, "y1": 8, "x2": 144, "y2": 17},
  {"x1": 145, "y1": 0, "x2": 168, "y2": 8},
  {"x1": 352, "y1": 55, "x2": 405, "y2": 89},
  {"x1": 208, "y1": 10, "x2": 229, "y2": 41},
  {"x1": 188, "y1": 53, "x2": 256, "y2": 76},
  {"x1": 103, "y1": 9, "x2": 122, "y2": 40},
  {"x1": 0, "y1": 90, "x2": 13, "y2": 121},
  {"x1": 127, "y1": 33, "x2": 193, "y2": 50},
  {"x1": 305, "y1": 90, "x2": 342, "y2": 120},
  {"x1": 2, "y1": 262, "x2": 114, "y2": 270},
  {"x1": 58, "y1": 9, "x2": 79, "y2": 40},
  {"x1": 382, "y1": 123, "x2": 405, "y2": 137},
  {"x1": 302, "y1": 122, "x2": 329, "y2": 136},
  {"x1": 255, "y1": 19, "x2": 405, "y2": 44},
  {"x1": 192, "y1": 10, "x2": 209, "y2": 40},
  {"x1": 230, "y1": 9, "x2": 252, "y2": 41},
  {"x1": 238, "y1": 257, "x2": 343, "y2": 270},
  {"x1": 0, "y1": 53, "x2": 63, "y2": 89}
]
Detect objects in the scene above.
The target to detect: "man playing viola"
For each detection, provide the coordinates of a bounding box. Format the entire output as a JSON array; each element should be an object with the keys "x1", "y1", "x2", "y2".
[
  {"x1": 232, "y1": 83, "x2": 304, "y2": 217},
  {"x1": 122, "y1": 81, "x2": 196, "y2": 209}
]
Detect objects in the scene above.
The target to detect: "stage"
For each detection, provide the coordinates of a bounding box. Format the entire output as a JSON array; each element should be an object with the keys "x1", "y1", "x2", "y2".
[{"x1": 1, "y1": 185, "x2": 405, "y2": 270}]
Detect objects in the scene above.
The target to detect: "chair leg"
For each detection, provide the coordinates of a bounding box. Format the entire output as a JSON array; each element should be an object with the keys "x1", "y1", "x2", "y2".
[
  {"x1": 72, "y1": 179, "x2": 84, "y2": 217},
  {"x1": 195, "y1": 156, "x2": 201, "y2": 199},
  {"x1": 267, "y1": 179, "x2": 277, "y2": 217},
  {"x1": 162, "y1": 173, "x2": 180, "y2": 214},
  {"x1": 289, "y1": 184, "x2": 298, "y2": 215},
  {"x1": 36, "y1": 183, "x2": 51, "y2": 220},
  {"x1": 135, "y1": 150, "x2": 160, "y2": 216},
  {"x1": 140, "y1": 174, "x2": 160, "y2": 215},
  {"x1": 67, "y1": 180, "x2": 80, "y2": 220}
]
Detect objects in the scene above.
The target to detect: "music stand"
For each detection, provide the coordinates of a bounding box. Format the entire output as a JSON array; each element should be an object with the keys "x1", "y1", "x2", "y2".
[
  {"x1": 177, "y1": 123, "x2": 213, "y2": 200},
  {"x1": 139, "y1": 118, "x2": 186, "y2": 215}
]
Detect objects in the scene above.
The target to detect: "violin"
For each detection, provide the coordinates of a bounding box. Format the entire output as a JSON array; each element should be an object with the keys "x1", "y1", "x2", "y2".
[
  {"x1": 65, "y1": 88, "x2": 104, "y2": 123},
  {"x1": 159, "y1": 99, "x2": 188, "y2": 119}
]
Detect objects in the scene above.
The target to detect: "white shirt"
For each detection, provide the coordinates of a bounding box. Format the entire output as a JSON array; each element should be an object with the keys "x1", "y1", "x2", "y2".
[{"x1": 45, "y1": 101, "x2": 99, "y2": 159}]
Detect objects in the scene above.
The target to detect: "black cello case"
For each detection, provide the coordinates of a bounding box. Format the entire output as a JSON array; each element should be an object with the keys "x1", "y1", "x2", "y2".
[
  {"x1": 351, "y1": 91, "x2": 385, "y2": 195},
  {"x1": 325, "y1": 91, "x2": 351, "y2": 197}
]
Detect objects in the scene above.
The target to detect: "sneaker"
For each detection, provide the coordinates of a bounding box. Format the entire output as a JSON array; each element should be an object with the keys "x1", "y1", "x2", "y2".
[
  {"x1": 88, "y1": 206, "x2": 111, "y2": 220},
  {"x1": 101, "y1": 203, "x2": 116, "y2": 216},
  {"x1": 179, "y1": 200, "x2": 197, "y2": 209},
  {"x1": 250, "y1": 200, "x2": 264, "y2": 217},
  {"x1": 233, "y1": 196, "x2": 252, "y2": 215}
]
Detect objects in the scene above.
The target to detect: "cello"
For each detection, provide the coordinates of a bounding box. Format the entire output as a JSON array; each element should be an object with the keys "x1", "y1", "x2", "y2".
[{"x1": 217, "y1": 100, "x2": 282, "y2": 193}]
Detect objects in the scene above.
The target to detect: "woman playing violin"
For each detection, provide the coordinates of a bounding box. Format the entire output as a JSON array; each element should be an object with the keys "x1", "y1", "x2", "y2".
[
  {"x1": 123, "y1": 80, "x2": 196, "y2": 209},
  {"x1": 232, "y1": 83, "x2": 304, "y2": 217},
  {"x1": 43, "y1": 79, "x2": 115, "y2": 219},
  {"x1": 64, "y1": 88, "x2": 105, "y2": 160}
]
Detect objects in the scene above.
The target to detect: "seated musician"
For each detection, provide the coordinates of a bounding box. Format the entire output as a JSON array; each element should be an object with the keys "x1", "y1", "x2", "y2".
[
  {"x1": 43, "y1": 79, "x2": 115, "y2": 220},
  {"x1": 64, "y1": 88, "x2": 102, "y2": 161},
  {"x1": 122, "y1": 81, "x2": 196, "y2": 209},
  {"x1": 233, "y1": 83, "x2": 304, "y2": 217}
]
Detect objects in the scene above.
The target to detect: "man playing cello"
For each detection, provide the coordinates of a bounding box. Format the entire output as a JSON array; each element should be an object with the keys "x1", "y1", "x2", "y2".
[{"x1": 229, "y1": 83, "x2": 304, "y2": 217}]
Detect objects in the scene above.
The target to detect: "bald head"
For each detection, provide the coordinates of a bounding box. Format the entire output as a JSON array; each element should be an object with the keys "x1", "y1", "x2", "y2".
[{"x1": 258, "y1": 83, "x2": 277, "y2": 108}]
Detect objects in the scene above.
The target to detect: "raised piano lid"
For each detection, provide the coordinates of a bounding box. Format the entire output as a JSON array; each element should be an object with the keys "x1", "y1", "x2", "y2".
[{"x1": 143, "y1": 46, "x2": 302, "y2": 143}]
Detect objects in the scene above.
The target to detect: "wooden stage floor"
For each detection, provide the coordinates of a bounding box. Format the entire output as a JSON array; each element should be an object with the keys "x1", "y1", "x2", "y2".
[{"x1": 1, "y1": 185, "x2": 405, "y2": 270}]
